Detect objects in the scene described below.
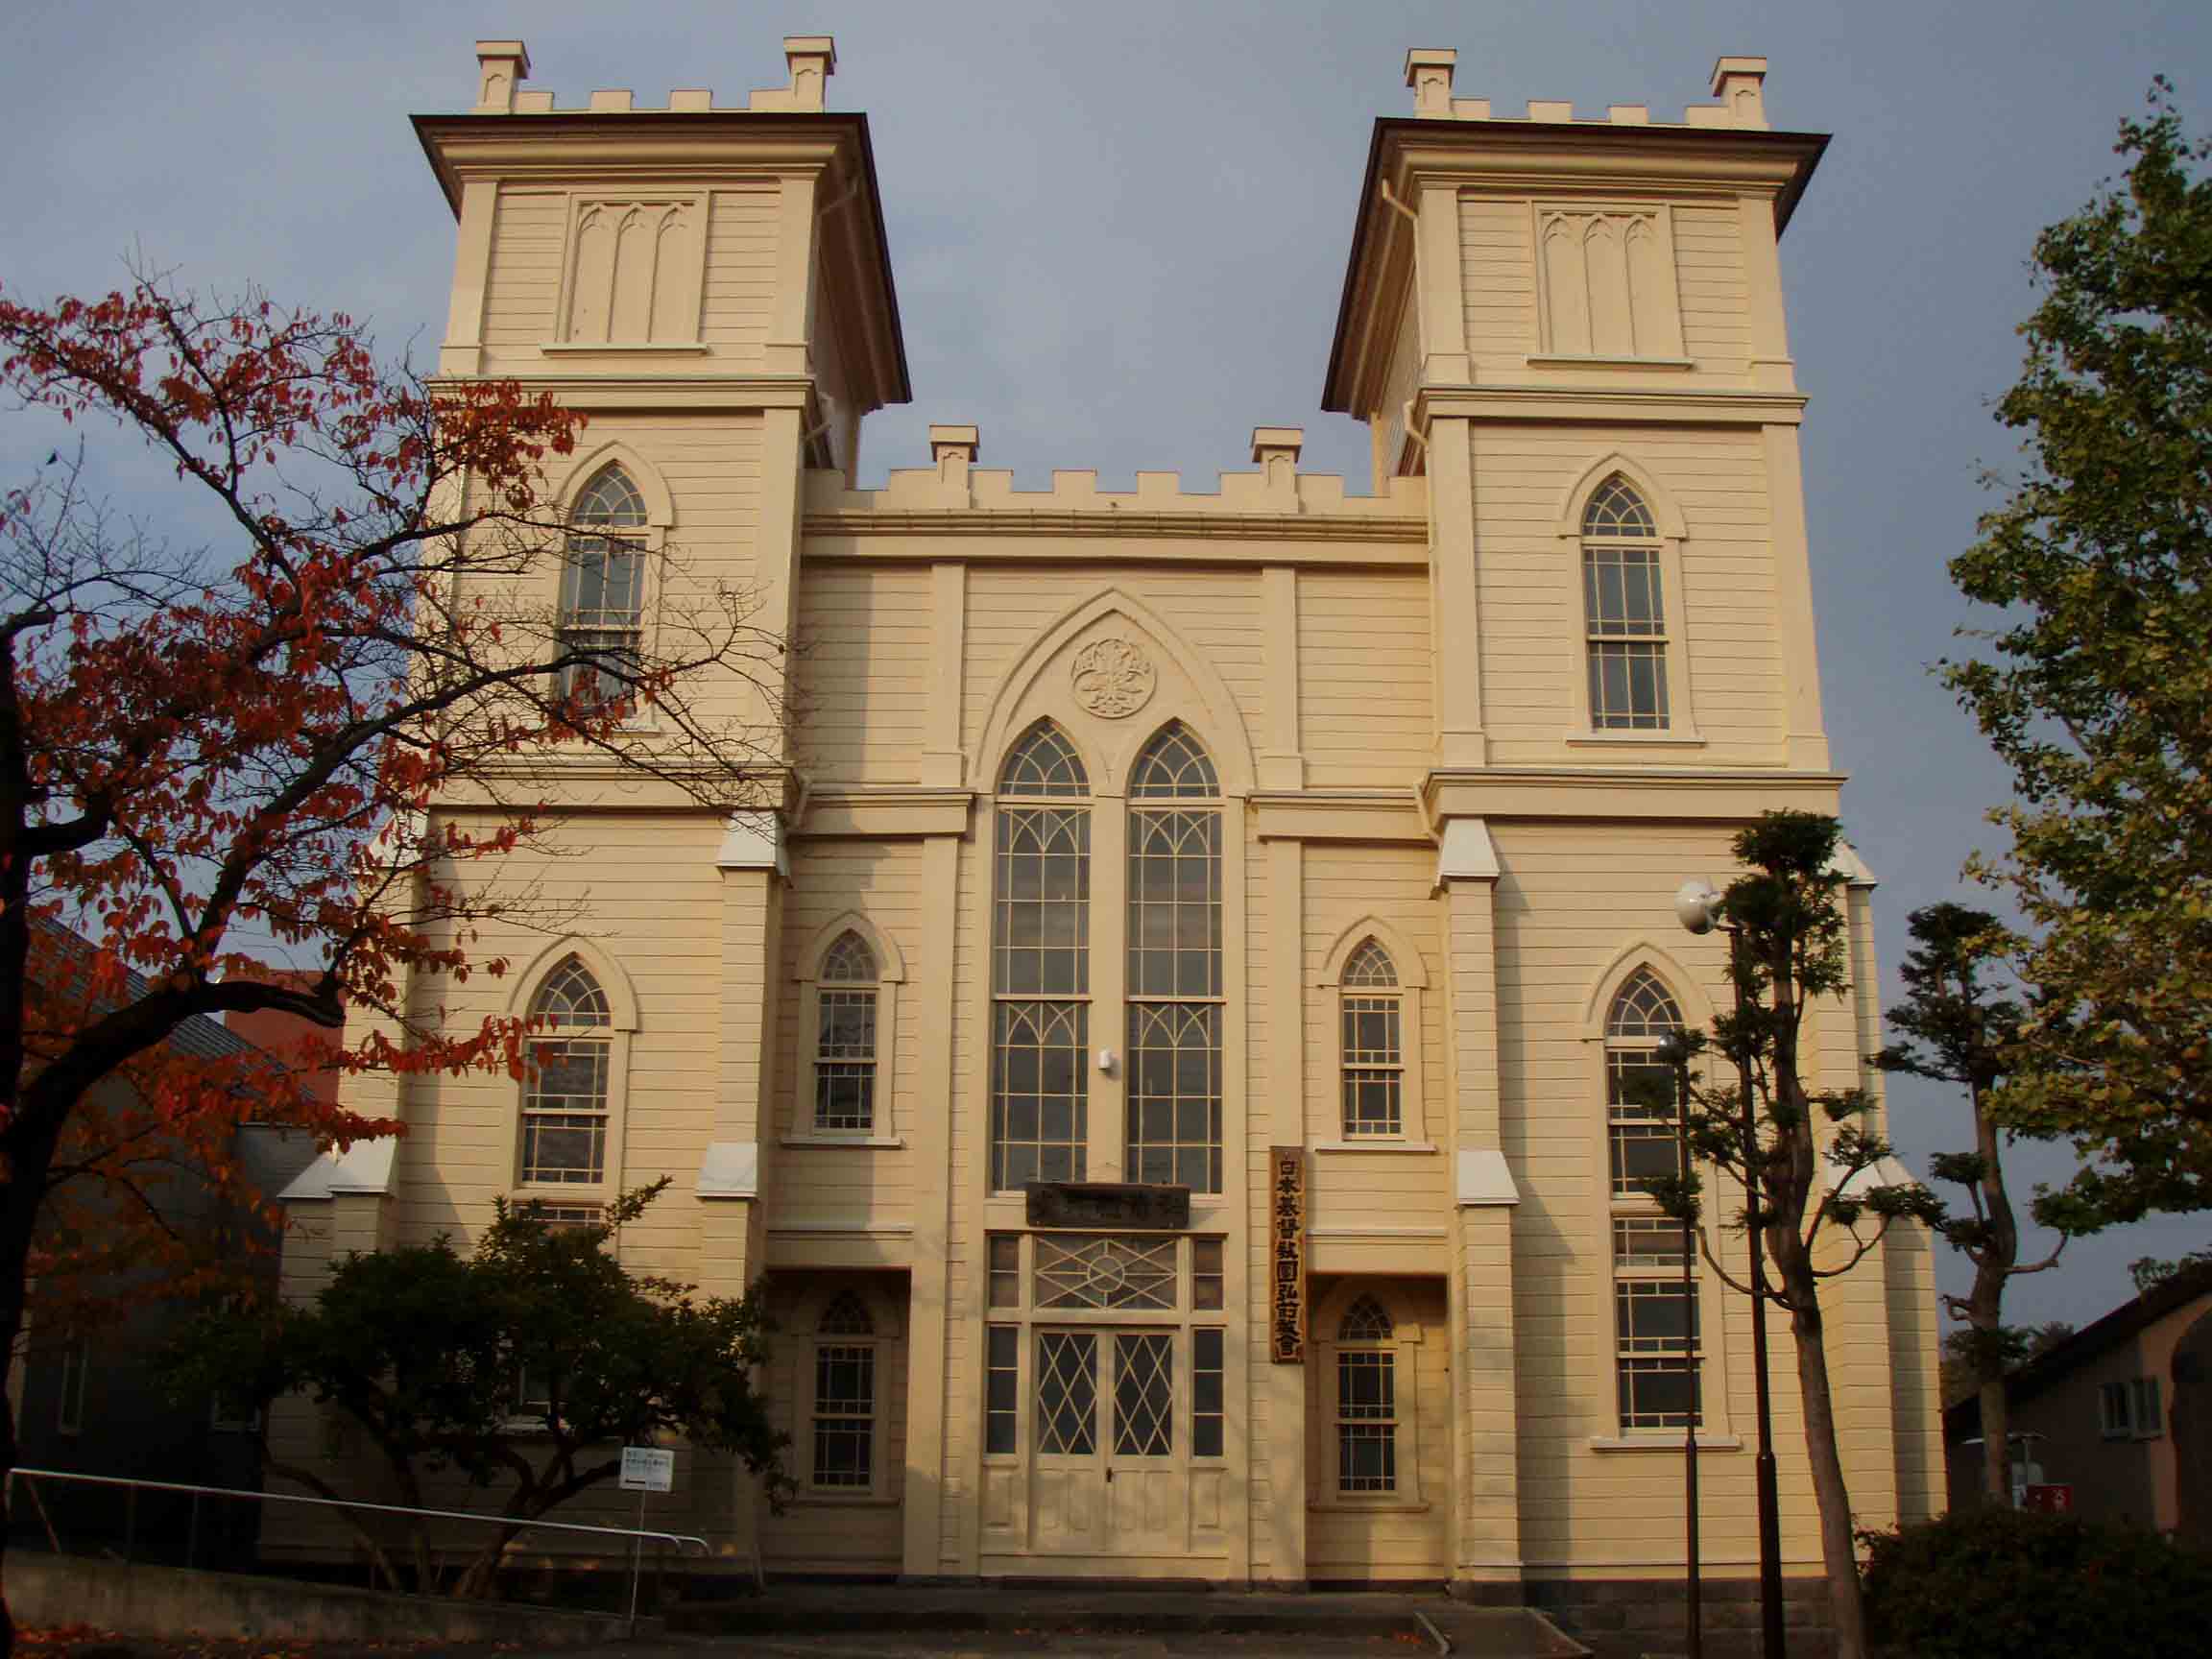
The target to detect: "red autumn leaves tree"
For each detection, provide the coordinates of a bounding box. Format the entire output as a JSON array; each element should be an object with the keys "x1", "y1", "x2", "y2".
[{"x1": 0, "y1": 272, "x2": 780, "y2": 1635}]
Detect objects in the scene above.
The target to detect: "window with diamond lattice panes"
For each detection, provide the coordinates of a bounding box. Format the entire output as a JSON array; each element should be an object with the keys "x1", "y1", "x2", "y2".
[
  {"x1": 560, "y1": 465, "x2": 649, "y2": 704},
  {"x1": 1581, "y1": 474, "x2": 1670, "y2": 730},
  {"x1": 811, "y1": 1290, "x2": 878, "y2": 1489},
  {"x1": 1125, "y1": 723, "x2": 1223, "y2": 1190},
  {"x1": 1338, "y1": 938, "x2": 1404, "y2": 1138},
  {"x1": 992, "y1": 721, "x2": 1091, "y2": 1189},
  {"x1": 520, "y1": 957, "x2": 613, "y2": 1186},
  {"x1": 1335, "y1": 1295, "x2": 1399, "y2": 1493},
  {"x1": 813, "y1": 930, "x2": 880, "y2": 1133}
]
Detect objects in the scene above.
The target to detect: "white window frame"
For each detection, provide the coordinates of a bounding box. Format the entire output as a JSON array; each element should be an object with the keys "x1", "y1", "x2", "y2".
[
  {"x1": 1590, "y1": 957, "x2": 1736, "y2": 1447},
  {"x1": 2100, "y1": 1379, "x2": 2134, "y2": 1439},
  {"x1": 788, "y1": 915, "x2": 906, "y2": 1147},
  {"x1": 549, "y1": 447, "x2": 675, "y2": 732},
  {"x1": 805, "y1": 1288, "x2": 886, "y2": 1501},
  {"x1": 56, "y1": 1336, "x2": 88, "y2": 1435},
  {"x1": 2132, "y1": 1375, "x2": 2164, "y2": 1439},
  {"x1": 1553, "y1": 455, "x2": 1703, "y2": 749},
  {"x1": 508, "y1": 939, "x2": 638, "y2": 1205},
  {"x1": 1313, "y1": 921, "x2": 1431, "y2": 1151},
  {"x1": 1312, "y1": 1286, "x2": 1425, "y2": 1511}
]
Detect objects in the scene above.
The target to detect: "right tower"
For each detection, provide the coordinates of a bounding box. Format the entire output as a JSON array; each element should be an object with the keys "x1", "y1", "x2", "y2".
[{"x1": 1322, "y1": 48, "x2": 1945, "y2": 1630}]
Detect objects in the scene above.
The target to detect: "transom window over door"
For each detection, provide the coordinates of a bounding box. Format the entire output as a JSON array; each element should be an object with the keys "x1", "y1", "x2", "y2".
[
  {"x1": 1582, "y1": 474, "x2": 1670, "y2": 730},
  {"x1": 1125, "y1": 721, "x2": 1223, "y2": 1191},
  {"x1": 992, "y1": 722, "x2": 1092, "y2": 1190}
]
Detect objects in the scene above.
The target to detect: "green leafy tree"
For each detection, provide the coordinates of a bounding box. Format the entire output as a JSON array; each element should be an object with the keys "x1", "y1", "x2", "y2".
[
  {"x1": 1945, "y1": 83, "x2": 2212, "y2": 1222},
  {"x1": 2130, "y1": 1247, "x2": 2212, "y2": 1291},
  {"x1": 1936, "y1": 1321, "x2": 2076, "y2": 1408},
  {"x1": 167, "y1": 1181, "x2": 789, "y2": 1597},
  {"x1": 1875, "y1": 903, "x2": 2074, "y2": 1501},
  {"x1": 1646, "y1": 812, "x2": 1941, "y2": 1659}
]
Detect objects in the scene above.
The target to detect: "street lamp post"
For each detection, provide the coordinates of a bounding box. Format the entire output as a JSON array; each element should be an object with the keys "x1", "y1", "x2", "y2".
[
  {"x1": 1674, "y1": 1049, "x2": 1702, "y2": 1659},
  {"x1": 1676, "y1": 878, "x2": 1787, "y2": 1659}
]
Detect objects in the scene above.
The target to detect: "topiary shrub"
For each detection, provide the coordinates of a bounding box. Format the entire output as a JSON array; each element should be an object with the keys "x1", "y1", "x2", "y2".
[{"x1": 1861, "y1": 1505, "x2": 2212, "y2": 1659}]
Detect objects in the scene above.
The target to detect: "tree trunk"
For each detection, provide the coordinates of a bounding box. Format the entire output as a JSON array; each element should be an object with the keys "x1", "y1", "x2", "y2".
[
  {"x1": 1979, "y1": 1371, "x2": 2012, "y2": 1505},
  {"x1": 1791, "y1": 1291, "x2": 1868, "y2": 1659}
]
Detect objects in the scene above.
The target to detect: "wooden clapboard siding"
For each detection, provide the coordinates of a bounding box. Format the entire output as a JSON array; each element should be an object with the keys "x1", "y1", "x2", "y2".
[
  {"x1": 796, "y1": 566, "x2": 930, "y2": 781},
  {"x1": 1469, "y1": 423, "x2": 1782, "y2": 763},
  {"x1": 768, "y1": 841, "x2": 921, "y2": 1220},
  {"x1": 697, "y1": 186, "x2": 780, "y2": 358},
  {"x1": 1672, "y1": 203, "x2": 1751, "y2": 370},
  {"x1": 1307, "y1": 1278, "x2": 1451, "y2": 1580},
  {"x1": 1459, "y1": 194, "x2": 1539, "y2": 373},
  {"x1": 1299, "y1": 572, "x2": 1431, "y2": 788},
  {"x1": 1490, "y1": 819, "x2": 1863, "y2": 1565},
  {"x1": 477, "y1": 185, "x2": 778, "y2": 371}
]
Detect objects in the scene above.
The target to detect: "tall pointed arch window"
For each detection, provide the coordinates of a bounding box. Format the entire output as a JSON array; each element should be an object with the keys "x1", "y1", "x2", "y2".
[
  {"x1": 814, "y1": 931, "x2": 880, "y2": 1133},
  {"x1": 521, "y1": 957, "x2": 613, "y2": 1185},
  {"x1": 810, "y1": 1290, "x2": 879, "y2": 1492},
  {"x1": 560, "y1": 465, "x2": 649, "y2": 702},
  {"x1": 1334, "y1": 1295, "x2": 1399, "y2": 1494},
  {"x1": 991, "y1": 722, "x2": 1092, "y2": 1190},
  {"x1": 1125, "y1": 721, "x2": 1223, "y2": 1191},
  {"x1": 1338, "y1": 939, "x2": 1404, "y2": 1138},
  {"x1": 1604, "y1": 967, "x2": 1701, "y2": 1431},
  {"x1": 1582, "y1": 475, "x2": 1670, "y2": 730}
]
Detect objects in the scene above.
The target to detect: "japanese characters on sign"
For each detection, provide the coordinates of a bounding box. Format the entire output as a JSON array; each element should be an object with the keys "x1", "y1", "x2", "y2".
[{"x1": 1269, "y1": 1145, "x2": 1306, "y2": 1363}]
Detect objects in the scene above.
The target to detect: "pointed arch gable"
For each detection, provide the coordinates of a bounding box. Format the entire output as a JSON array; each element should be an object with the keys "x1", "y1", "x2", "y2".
[
  {"x1": 971, "y1": 587, "x2": 1257, "y2": 797},
  {"x1": 555, "y1": 441, "x2": 677, "y2": 530},
  {"x1": 795, "y1": 911, "x2": 908, "y2": 984},
  {"x1": 507, "y1": 935, "x2": 641, "y2": 1031},
  {"x1": 1551, "y1": 451, "x2": 1688, "y2": 541},
  {"x1": 1316, "y1": 916, "x2": 1430, "y2": 989},
  {"x1": 1578, "y1": 940, "x2": 1711, "y2": 1035}
]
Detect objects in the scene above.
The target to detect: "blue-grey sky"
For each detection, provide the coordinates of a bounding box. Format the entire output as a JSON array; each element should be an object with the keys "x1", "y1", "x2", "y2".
[{"x1": 4, "y1": 0, "x2": 2208, "y2": 1328}]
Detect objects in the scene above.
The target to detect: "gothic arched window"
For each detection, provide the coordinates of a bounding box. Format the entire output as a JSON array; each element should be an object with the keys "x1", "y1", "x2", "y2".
[
  {"x1": 521, "y1": 957, "x2": 613, "y2": 1186},
  {"x1": 1581, "y1": 474, "x2": 1670, "y2": 730},
  {"x1": 559, "y1": 465, "x2": 649, "y2": 703}
]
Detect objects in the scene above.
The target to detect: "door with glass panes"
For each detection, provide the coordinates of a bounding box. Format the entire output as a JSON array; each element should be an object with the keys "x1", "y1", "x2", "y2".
[{"x1": 1029, "y1": 1327, "x2": 1182, "y2": 1555}]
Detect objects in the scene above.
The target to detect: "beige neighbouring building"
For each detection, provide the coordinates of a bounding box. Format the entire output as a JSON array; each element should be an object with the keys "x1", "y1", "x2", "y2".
[{"x1": 271, "y1": 33, "x2": 1945, "y2": 1617}]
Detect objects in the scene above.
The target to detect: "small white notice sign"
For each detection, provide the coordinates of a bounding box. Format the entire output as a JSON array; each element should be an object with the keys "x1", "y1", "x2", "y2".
[{"x1": 618, "y1": 1446, "x2": 674, "y2": 1494}]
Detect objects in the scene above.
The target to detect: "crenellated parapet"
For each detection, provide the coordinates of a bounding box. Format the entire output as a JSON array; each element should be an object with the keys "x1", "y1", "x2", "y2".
[
  {"x1": 472, "y1": 33, "x2": 842, "y2": 116},
  {"x1": 1403, "y1": 48, "x2": 1770, "y2": 130},
  {"x1": 804, "y1": 422, "x2": 1427, "y2": 538}
]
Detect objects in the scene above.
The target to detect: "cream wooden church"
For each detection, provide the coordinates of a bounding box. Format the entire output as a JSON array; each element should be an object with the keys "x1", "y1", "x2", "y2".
[{"x1": 274, "y1": 32, "x2": 1945, "y2": 1609}]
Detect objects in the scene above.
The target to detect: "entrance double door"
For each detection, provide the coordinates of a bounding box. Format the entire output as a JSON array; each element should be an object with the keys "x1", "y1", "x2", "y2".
[{"x1": 1029, "y1": 1327, "x2": 1184, "y2": 1555}]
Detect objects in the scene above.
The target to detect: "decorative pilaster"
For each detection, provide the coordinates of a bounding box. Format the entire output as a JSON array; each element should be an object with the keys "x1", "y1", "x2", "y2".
[{"x1": 1437, "y1": 818, "x2": 1522, "y2": 1585}]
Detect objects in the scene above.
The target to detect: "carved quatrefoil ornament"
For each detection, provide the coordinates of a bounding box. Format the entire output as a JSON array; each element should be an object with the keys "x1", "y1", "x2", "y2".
[{"x1": 1070, "y1": 637, "x2": 1156, "y2": 719}]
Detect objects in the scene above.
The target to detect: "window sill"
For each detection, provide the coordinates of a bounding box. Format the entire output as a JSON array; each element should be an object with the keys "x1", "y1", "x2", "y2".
[
  {"x1": 1589, "y1": 1434, "x2": 1743, "y2": 1453},
  {"x1": 1563, "y1": 729, "x2": 1708, "y2": 748},
  {"x1": 540, "y1": 341, "x2": 711, "y2": 355},
  {"x1": 1527, "y1": 354, "x2": 1695, "y2": 372},
  {"x1": 1310, "y1": 1499, "x2": 1431, "y2": 1514},
  {"x1": 793, "y1": 1491, "x2": 899, "y2": 1507},
  {"x1": 1313, "y1": 1140, "x2": 1439, "y2": 1155},
  {"x1": 781, "y1": 1135, "x2": 905, "y2": 1149}
]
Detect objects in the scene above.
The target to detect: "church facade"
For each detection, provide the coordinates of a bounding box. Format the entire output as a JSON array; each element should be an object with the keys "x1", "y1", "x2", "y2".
[{"x1": 273, "y1": 33, "x2": 1945, "y2": 1602}]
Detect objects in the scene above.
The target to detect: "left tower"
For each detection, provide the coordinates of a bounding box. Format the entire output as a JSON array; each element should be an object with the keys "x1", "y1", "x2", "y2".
[{"x1": 272, "y1": 36, "x2": 907, "y2": 1572}]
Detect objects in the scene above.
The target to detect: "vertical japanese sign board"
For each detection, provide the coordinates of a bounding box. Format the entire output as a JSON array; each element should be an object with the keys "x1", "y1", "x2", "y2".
[{"x1": 1270, "y1": 1144, "x2": 1307, "y2": 1363}]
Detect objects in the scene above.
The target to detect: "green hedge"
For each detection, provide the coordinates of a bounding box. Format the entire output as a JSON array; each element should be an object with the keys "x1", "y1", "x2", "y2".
[{"x1": 1861, "y1": 1507, "x2": 2212, "y2": 1658}]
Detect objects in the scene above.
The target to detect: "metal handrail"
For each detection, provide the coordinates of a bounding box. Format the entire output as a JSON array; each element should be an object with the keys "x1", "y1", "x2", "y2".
[{"x1": 6, "y1": 1465, "x2": 709, "y2": 1555}]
